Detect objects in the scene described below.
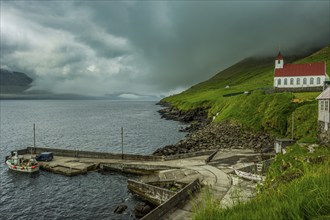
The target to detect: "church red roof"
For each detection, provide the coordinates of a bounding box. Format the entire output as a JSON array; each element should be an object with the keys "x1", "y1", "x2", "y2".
[
  {"x1": 276, "y1": 52, "x2": 283, "y2": 60},
  {"x1": 274, "y1": 62, "x2": 326, "y2": 77}
]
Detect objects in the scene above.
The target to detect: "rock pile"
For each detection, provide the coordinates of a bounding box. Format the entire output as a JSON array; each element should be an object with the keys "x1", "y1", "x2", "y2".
[
  {"x1": 153, "y1": 121, "x2": 274, "y2": 156},
  {"x1": 157, "y1": 104, "x2": 210, "y2": 132}
]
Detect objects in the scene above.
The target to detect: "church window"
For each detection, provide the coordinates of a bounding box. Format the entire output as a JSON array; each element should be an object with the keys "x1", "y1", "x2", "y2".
[
  {"x1": 290, "y1": 78, "x2": 294, "y2": 85},
  {"x1": 303, "y1": 78, "x2": 307, "y2": 85},
  {"x1": 284, "y1": 78, "x2": 287, "y2": 85},
  {"x1": 296, "y1": 78, "x2": 300, "y2": 85},
  {"x1": 310, "y1": 78, "x2": 314, "y2": 85},
  {"x1": 317, "y1": 77, "x2": 321, "y2": 84},
  {"x1": 277, "y1": 79, "x2": 281, "y2": 85}
]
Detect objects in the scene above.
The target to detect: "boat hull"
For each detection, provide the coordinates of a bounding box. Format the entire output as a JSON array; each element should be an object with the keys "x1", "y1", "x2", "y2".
[
  {"x1": 6, "y1": 160, "x2": 39, "y2": 173},
  {"x1": 235, "y1": 169, "x2": 264, "y2": 182}
]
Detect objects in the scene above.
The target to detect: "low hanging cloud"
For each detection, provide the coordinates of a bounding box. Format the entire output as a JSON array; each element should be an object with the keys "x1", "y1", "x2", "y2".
[{"x1": 1, "y1": 1, "x2": 329, "y2": 97}]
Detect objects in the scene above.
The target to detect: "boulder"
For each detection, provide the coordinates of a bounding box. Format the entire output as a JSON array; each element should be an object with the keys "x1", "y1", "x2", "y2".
[
  {"x1": 113, "y1": 204, "x2": 128, "y2": 214},
  {"x1": 134, "y1": 202, "x2": 152, "y2": 218}
]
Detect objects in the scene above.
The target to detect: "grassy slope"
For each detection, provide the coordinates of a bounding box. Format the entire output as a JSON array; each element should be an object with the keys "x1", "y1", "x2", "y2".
[
  {"x1": 163, "y1": 45, "x2": 330, "y2": 141},
  {"x1": 193, "y1": 145, "x2": 330, "y2": 220}
]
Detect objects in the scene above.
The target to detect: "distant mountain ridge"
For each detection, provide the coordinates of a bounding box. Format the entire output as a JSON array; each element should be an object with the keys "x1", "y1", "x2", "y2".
[
  {"x1": 0, "y1": 68, "x2": 33, "y2": 94},
  {"x1": 0, "y1": 68, "x2": 159, "y2": 100}
]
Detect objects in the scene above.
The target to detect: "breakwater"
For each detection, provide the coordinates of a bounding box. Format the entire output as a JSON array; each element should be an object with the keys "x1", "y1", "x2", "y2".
[{"x1": 20, "y1": 147, "x2": 216, "y2": 163}]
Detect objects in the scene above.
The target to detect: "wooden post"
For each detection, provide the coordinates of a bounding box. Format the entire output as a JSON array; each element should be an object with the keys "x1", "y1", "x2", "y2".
[
  {"x1": 121, "y1": 127, "x2": 124, "y2": 160},
  {"x1": 33, "y1": 123, "x2": 36, "y2": 154},
  {"x1": 292, "y1": 112, "x2": 294, "y2": 140}
]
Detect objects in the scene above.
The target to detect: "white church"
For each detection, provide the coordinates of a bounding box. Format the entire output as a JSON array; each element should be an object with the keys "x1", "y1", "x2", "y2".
[{"x1": 273, "y1": 52, "x2": 328, "y2": 90}]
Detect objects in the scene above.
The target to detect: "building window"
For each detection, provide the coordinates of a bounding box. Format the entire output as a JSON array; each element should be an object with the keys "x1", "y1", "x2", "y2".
[
  {"x1": 296, "y1": 78, "x2": 300, "y2": 85},
  {"x1": 303, "y1": 78, "x2": 307, "y2": 85},
  {"x1": 325, "y1": 101, "x2": 329, "y2": 111},
  {"x1": 317, "y1": 77, "x2": 321, "y2": 84},
  {"x1": 277, "y1": 79, "x2": 281, "y2": 85},
  {"x1": 284, "y1": 78, "x2": 287, "y2": 85},
  {"x1": 290, "y1": 78, "x2": 294, "y2": 85},
  {"x1": 321, "y1": 100, "x2": 324, "y2": 111},
  {"x1": 310, "y1": 78, "x2": 314, "y2": 85}
]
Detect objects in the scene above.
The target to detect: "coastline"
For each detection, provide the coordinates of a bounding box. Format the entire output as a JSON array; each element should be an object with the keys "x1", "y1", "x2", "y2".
[{"x1": 154, "y1": 101, "x2": 274, "y2": 156}]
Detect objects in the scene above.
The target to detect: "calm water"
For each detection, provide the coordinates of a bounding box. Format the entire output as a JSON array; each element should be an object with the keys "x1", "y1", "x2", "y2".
[{"x1": 0, "y1": 100, "x2": 186, "y2": 220}]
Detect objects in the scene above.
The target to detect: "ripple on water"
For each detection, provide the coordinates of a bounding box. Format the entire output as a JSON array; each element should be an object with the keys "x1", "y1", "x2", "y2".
[{"x1": 0, "y1": 100, "x2": 186, "y2": 219}]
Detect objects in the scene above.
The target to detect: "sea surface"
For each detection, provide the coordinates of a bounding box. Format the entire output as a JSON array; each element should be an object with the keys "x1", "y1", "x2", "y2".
[{"x1": 0, "y1": 100, "x2": 186, "y2": 220}]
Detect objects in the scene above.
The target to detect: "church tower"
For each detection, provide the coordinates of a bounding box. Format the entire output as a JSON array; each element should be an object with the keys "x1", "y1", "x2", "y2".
[{"x1": 275, "y1": 52, "x2": 284, "y2": 69}]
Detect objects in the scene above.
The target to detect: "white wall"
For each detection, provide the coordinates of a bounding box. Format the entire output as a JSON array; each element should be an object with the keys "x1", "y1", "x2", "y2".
[
  {"x1": 318, "y1": 99, "x2": 330, "y2": 124},
  {"x1": 275, "y1": 60, "x2": 283, "y2": 69},
  {"x1": 274, "y1": 75, "x2": 326, "y2": 88}
]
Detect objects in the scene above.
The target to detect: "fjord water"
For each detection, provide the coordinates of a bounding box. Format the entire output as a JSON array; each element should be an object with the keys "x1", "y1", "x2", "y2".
[{"x1": 0, "y1": 100, "x2": 186, "y2": 220}]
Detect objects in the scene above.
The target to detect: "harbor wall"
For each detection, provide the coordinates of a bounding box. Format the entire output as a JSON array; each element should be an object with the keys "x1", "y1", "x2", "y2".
[
  {"x1": 20, "y1": 147, "x2": 213, "y2": 161},
  {"x1": 26, "y1": 147, "x2": 164, "y2": 161},
  {"x1": 164, "y1": 150, "x2": 215, "y2": 160},
  {"x1": 102, "y1": 164, "x2": 175, "y2": 175},
  {"x1": 127, "y1": 179, "x2": 176, "y2": 206},
  {"x1": 141, "y1": 178, "x2": 200, "y2": 220}
]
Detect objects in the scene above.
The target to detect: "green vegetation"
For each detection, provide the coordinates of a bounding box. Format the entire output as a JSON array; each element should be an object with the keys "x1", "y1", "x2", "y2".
[
  {"x1": 164, "y1": 46, "x2": 330, "y2": 219},
  {"x1": 193, "y1": 145, "x2": 330, "y2": 220},
  {"x1": 163, "y1": 45, "x2": 330, "y2": 141}
]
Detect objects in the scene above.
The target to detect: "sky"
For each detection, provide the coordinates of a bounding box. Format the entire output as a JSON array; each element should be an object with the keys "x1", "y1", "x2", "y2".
[{"x1": 1, "y1": 1, "x2": 329, "y2": 98}]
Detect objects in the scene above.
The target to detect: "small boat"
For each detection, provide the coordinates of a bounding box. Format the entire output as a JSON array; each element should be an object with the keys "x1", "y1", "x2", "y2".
[
  {"x1": 234, "y1": 169, "x2": 264, "y2": 182},
  {"x1": 5, "y1": 151, "x2": 39, "y2": 173}
]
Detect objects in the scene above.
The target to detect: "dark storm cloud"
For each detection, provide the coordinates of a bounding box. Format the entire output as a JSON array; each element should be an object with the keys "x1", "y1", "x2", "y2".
[{"x1": 1, "y1": 1, "x2": 329, "y2": 97}]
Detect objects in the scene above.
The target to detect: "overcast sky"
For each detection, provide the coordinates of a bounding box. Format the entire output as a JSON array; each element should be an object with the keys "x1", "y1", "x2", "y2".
[{"x1": 1, "y1": 1, "x2": 329, "y2": 98}]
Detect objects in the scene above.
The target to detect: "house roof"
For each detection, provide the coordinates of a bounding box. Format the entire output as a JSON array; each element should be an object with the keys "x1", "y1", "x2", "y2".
[
  {"x1": 274, "y1": 62, "x2": 326, "y2": 77},
  {"x1": 276, "y1": 52, "x2": 283, "y2": 60},
  {"x1": 317, "y1": 87, "x2": 330, "y2": 100}
]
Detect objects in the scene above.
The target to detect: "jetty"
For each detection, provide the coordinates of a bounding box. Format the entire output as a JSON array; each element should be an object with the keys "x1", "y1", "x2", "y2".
[{"x1": 14, "y1": 146, "x2": 270, "y2": 220}]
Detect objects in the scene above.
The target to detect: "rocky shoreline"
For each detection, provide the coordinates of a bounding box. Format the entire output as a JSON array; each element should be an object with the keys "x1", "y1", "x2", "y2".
[{"x1": 154, "y1": 102, "x2": 274, "y2": 156}]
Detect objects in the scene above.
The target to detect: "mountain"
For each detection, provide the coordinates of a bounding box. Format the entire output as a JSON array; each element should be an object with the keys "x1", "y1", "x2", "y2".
[
  {"x1": 162, "y1": 45, "x2": 330, "y2": 141},
  {"x1": 0, "y1": 69, "x2": 158, "y2": 100},
  {"x1": 0, "y1": 69, "x2": 33, "y2": 94}
]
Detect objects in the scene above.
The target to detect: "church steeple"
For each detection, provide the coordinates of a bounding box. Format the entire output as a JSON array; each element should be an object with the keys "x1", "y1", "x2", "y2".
[{"x1": 275, "y1": 51, "x2": 284, "y2": 69}]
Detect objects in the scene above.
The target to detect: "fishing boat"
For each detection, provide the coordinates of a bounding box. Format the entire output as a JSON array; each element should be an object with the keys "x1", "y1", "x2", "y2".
[
  {"x1": 5, "y1": 151, "x2": 39, "y2": 173},
  {"x1": 234, "y1": 169, "x2": 264, "y2": 182}
]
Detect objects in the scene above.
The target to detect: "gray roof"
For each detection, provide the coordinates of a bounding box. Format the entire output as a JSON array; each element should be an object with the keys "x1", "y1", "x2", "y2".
[{"x1": 316, "y1": 87, "x2": 330, "y2": 100}]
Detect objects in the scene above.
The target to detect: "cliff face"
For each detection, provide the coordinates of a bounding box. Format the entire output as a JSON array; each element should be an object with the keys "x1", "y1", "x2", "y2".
[{"x1": 0, "y1": 69, "x2": 33, "y2": 94}]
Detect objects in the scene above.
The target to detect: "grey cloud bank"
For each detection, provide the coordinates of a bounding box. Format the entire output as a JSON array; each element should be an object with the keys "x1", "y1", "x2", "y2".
[{"x1": 1, "y1": 1, "x2": 329, "y2": 97}]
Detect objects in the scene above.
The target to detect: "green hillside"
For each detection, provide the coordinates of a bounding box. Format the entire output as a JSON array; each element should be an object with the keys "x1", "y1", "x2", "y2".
[{"x1": 163, "y1": 45, "x2": 330, "y2": 141}]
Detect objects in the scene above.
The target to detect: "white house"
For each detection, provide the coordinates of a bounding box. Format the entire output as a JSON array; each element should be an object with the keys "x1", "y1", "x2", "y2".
[
  {"x1": 316, "y1": 87, "x2": 330, "y2": 144},
  {"x1": 317, "y1": 87, "x2": 330, "y2": 130},
  {"x1": 273, "y1": 52, "x2": 327, "y2": 89}
]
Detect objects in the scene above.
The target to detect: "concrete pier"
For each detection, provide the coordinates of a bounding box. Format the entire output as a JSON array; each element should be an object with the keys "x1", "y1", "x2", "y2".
[
  {"x1": 38, "y1": 157, "x2": 100, "y2": 176},
  {"x1": 15, "y1": 147, "x2": 269, "y2": 220}
]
